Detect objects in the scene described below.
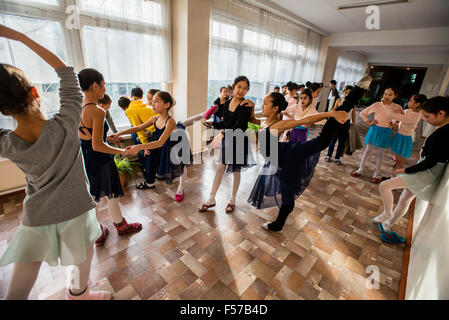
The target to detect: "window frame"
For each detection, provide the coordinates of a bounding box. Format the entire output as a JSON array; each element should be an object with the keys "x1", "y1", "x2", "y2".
[{"x1": 0, "y1": 0, "x2": 170, "y2": 130}]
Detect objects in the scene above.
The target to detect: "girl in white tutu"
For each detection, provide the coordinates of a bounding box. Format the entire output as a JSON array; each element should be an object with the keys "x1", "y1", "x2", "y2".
[{"x1": 375, "y1": 96, "x2": 449, "y2": 243}]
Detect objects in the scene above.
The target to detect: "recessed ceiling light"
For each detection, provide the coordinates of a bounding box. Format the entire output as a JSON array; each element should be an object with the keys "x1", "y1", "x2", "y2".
[{"x1": 338, "y1": 0, "x2": 410, "y2": 10}]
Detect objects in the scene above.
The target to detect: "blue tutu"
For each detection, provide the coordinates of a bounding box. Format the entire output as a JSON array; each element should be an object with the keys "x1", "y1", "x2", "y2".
[
  {"x1": 157, "y1": 122, "x2": 192, "y2": 184},
  {"x1": 364, "y1": 125, "x2": 393, "y2": 148},
  {"x1": 391, "y1": 133, "x2": 413, "y2": 158},
  {"x1": 248, "y1": 128, "x2": 320, "y2": 209}
]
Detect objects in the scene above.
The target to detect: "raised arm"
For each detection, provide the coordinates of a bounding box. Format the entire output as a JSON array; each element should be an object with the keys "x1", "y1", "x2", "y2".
[{"x1": 0, "y1": 25, "x2": 65, "y2": 70}]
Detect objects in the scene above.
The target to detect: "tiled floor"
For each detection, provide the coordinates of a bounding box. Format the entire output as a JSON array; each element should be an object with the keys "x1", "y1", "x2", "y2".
[{"x1": 0, "y1": 116, "x2": 424, "y2": 300}]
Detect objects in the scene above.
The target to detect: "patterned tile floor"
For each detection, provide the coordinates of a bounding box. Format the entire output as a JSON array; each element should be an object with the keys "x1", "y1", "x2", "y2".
[{"x1": 0, "y1": 117, "x2": 424, "y2": 300}]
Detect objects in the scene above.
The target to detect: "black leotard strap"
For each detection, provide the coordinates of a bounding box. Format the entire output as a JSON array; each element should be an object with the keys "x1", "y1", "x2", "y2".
[{"x1": 79, "y1": 102, "x2": 97, "y2": 134}]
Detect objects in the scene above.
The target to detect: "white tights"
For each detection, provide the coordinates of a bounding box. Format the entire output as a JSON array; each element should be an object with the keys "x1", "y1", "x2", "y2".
[
  {"x1": 177, "y1": 169, "x2": 187, "y2": 195},
  {"x1": 378, "y1": 177, "x2": 416, "y2": 231},
  {"x1": 357, "y1": 144, "x2": 386, "y2": 178},
  {"x1": 105, "y1": 197, "x2": 124, "y2": 224},
  {"x1": 206, "y1": 164, "x2": 241, "y2": 205},
  {"x1": 5, "y1": 245, "x2": 94, "y2": 300}
]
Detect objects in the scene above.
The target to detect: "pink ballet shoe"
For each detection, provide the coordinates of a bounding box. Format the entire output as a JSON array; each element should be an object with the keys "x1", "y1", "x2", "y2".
[
  {"x1": 204, "y1": 105, "x2": 219, "y2": 120},
  {"x1": 175, "y1": 191, "x2": 184, "y2": 202},
  {"x1": 66, "y1": 286, "x2": 112, "y2": 300}
]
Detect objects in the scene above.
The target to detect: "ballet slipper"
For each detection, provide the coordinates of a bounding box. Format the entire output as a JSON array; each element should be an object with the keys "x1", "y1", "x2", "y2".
[
  {"x1": 66, "y1": 286, "x2": 112, "y2": 300},
  {"x1": 204, "y1": 105, "x2": 219, "y2": 120},
  {"x1": 174, "y1": 191, "x2": 184, "y2": 202}
]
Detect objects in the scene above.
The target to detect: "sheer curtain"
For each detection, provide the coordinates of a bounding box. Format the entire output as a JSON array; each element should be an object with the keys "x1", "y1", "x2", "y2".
[
  {"x1": 208, "y1": 0, "x2": 321, "y2": 108},
  {"x1": 333, "y1": 50, "x2": 367, "y2": 92},
  {"x1": 0, "y1": 0, "x2": 172, "y2": 130}
]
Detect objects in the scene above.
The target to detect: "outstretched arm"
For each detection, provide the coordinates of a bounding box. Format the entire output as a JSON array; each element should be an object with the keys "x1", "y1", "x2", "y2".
[
  {"x1": 0, "y1": 25, "x2": 65, "y2": 70},
  {"x1": 109, "y1": 116, "x2": 157, "y2": 143},
  {"x1": 270, "y1": 111, "x2": 347, "y2": 135},
  {"x1": 127, "y1": 118, "x2": 177, "y2": 154}
]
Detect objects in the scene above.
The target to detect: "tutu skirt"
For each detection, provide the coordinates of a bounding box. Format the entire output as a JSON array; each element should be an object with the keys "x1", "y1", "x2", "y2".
[
  {"x1": 364, "y1": 125, "x2": 393, "y2": 148},
  {"x1": 0, "y1": 209, "x2": 101, "y2": 267},
  {"x1": 157, "y1": 122, "x2": 193, "y2": 184},
  {"x1": 248, "y1": 138, "x2": 320, "y2": 209},
  {"x1": 289, "y1": 127, "x2": 308, "y2": 143},
  {"x1": 391, "y1": 133, "x2": 413, "y2": 158},
  {"x1": 220, "y1": 133, "x2": 256, "y2": 174},
  {"x1": 399, "y1": 157, "x2": 446, "y2": 202}
]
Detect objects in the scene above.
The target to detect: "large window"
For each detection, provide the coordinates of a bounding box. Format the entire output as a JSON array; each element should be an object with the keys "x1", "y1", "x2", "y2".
[
  {"x1": 208, "y1": 0, "x2": 322, "y2": 109},
  {"x1": 0, "y1": 0, "x2": 171, "y2": 130}
]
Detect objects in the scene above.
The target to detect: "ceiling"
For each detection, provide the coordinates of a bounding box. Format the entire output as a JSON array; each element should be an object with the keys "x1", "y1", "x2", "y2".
[{"x1": 270, "y1": 0, "x2": 449, "y2": 34}]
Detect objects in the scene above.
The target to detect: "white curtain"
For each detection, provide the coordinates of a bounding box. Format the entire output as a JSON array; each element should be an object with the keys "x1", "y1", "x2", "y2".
[
  {"x1": 0, "y1": 0, "x2": 171, "y2": 129},
  {"x1": 406, "y1": 164, "x2": 449, "y2": 300},
  {"x1": 208, "y1": 0, "x2": 322, "y2": 107},
  {"x1": 333, "y1": 50, "x2": 367, "y2": 91}
]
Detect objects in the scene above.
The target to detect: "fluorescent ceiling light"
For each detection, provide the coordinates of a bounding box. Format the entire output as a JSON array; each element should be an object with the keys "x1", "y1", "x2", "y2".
[{"x1": 338, "y1": 0, "x2": 410, "y2": 10}]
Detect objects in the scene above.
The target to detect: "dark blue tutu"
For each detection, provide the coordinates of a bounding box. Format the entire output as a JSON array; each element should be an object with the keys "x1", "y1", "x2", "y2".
[
  {"x1": 80, "y1": 121, "x2": 124, "y2": 202},
  {"x1": 157, "y1": 122, "x2": 193, "y2": 184},
  {"x1": 248, "y1": 128, "x2": 320, "y2": 209},
  {"x1": 220, "y1": 132, "x2": 256, "y2": 174}
]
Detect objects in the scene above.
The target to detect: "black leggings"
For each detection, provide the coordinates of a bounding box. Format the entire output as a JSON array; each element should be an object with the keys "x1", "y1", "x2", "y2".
[{"x1": 269, "y1": 86, "x2": 366, "y2": 231}]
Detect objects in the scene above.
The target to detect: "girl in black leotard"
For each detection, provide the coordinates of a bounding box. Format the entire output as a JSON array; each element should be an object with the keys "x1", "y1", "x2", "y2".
[
  {"x1": 199, "y1": 76, "x2": 256, "y2": 214},
  {"x1": 248, "y1": 77, "x2": 372, "y2": 232},
  {"x1": 78, "y1": 69, "x2": 142, "y2": 245},
  {"x1": 111, "y1": 91, "x2": 192, "y2": 202}
]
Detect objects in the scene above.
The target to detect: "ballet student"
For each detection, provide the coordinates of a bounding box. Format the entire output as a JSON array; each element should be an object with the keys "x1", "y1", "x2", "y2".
[
  {"x1": 247, "y1": 76, "x2": 371, "y2": 232},
  {"x1": 98, "y1": 93, "x2": 118, "y2": 133},
  {"x1": 147, "y1": 88, "x2": 160, "y2": 107},
  {"x1": 351, "y1": 87, "x2": 403, "y2": 183},
  {"x1": 325, "y1": 85, "x2": 355, "y2": 165},
  {"x1": 374, "y1": 96, "x2": 449, "y2": 244},
  {"x1": 212, "y1": 86, "x2": 228, "y2": 126},
  {"x1": 110, "y1": 91, "x2": 191, "y2": 202},
  {"x1": 284, "y1": 81, "x2": 299, "y2": 109},
  {"x1": 387, "y1": 94, "x2": 427, "y2": 173},
  {"x1": 0, "y1": 24, "x2": 111, "y2": 300},
  {"x1": 78, "y1": 68, "x2": 142, "y2": 246},
  {"x1": 281, "y1": 85, "x2": 288, "y2": 96},
  {"x1": 199, "y1": 75, "x2": 256, "y2": 213},
  {"x1": 281, "y1": 89, "x2": 318, "y2": 143}
]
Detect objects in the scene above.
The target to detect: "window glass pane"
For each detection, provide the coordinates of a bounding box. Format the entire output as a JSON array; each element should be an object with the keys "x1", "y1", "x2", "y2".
[
  {"x1": 83, "y1": 26, "x2": 164, "y2": 83},
  {"x1": 0, "y1": 14, "x2": 67, "y2": 83},
  {"x1": 80, "y1": 0, "x2": 162, "y2": 25},
  {"x1": 211, "y1": 20, "x2": 238, "y2": 42},
  {"x1": 272, "y1": 56, "x2": 294, "y2": 82},
  {"x1": 245, "y1": 81, "x2": 265, "y2": 111},
  {"x1": 241, "y1": 50, "x2": 271, "y2": 83},
  {"x1": 274, "y1": 38, "x2": 297, "y2": 56},
  {"x1": 242, "y1": 29, "x2": 270, "y2": 49},
  {"x1": 208, "y1": 45, "x2": 238, "y2": 80},
  {"x1": 0, "y1": 14, "x2": 68, "y2": 129}
]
